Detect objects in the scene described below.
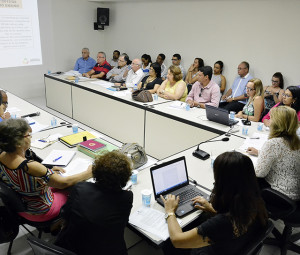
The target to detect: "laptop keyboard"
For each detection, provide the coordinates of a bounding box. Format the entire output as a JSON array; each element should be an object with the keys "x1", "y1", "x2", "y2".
[{"x1": 177, "y1": 188, "x2": 202, "y2": 205}]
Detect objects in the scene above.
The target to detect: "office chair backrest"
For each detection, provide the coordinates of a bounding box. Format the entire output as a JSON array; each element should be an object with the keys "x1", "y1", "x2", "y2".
[
  {"x1": 27, "y1": 236, "x2": 77, "y2": 255},
  {"x1": 261, "y1": 188, "x2": 297, "y2": 219},
  {"x1": 240, "y1": 219, "x2": 274, "y2": 255},
  {"x1": 0, "y1": 180, "x2": 25, "y2": 212},
  {"x1": 0, "y1": 206, "x2": 19, "y2": 244}
]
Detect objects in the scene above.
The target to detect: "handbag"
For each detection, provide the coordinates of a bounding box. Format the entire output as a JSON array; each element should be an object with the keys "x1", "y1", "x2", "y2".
[
  {"x1": 132, "y1": 89, "x2": 153, "y2": 103},
  {"x1": 119, "y1": 143, "x2": 148, "y2": 169}
]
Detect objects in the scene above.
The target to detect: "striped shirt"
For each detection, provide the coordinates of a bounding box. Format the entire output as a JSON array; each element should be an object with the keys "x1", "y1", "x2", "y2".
[
  {"x1": 0, "y1": 160, "x2": 55, "y2": 215},
  {"x1": 93, "y1": 60, "x2": 111, "y2": 79}
]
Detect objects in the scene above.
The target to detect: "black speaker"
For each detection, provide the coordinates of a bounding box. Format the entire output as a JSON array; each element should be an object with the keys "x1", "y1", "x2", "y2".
[{"x1": 97, "y1": 8, "x2": 109, "y2": 26}]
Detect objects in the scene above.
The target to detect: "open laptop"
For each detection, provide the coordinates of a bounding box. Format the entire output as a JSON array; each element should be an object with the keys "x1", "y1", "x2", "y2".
[
  {"x1": 206, "y1": 105, "x2": 238, "y2": 126},
  {"x1": 150, "y1": 156, "x2": 210, "y2": 218}
]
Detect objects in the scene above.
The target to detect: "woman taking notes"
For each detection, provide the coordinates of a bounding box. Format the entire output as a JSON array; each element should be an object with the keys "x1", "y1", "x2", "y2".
[
  {"x1": 0, "y1": 119, "x2": 92, "y2": 222},
  {"x1": 247, "y1": 106, "x2": 300, "y2": 201},
  {"x1": 157, "y1": 65, "x2": 188, "y2": 102},
  {"x1": 162, "y1": 151, "x2": 267, "y2": 255},
  {"x1": 236, "y1": 78, "x2": 264, "y2": 122}
]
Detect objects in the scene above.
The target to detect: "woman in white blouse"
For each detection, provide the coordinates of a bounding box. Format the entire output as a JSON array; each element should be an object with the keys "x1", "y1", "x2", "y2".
[{"x1": 247, "y1": 106, "x2": 300, "y2": 201}]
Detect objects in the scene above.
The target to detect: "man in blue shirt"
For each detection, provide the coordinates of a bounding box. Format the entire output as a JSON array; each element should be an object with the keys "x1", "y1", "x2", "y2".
[
  {"x1": 219, "y1": 61, "x2": 253, "y2": 113},
  {"x1": 74, "y1": 48, "x2": 96, "y2": 74}
]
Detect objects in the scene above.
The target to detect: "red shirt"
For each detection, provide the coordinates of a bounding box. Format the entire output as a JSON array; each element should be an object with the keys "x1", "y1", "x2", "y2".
[{"x1": 93, "y1": 60, "x2": 111, "y2": 79}]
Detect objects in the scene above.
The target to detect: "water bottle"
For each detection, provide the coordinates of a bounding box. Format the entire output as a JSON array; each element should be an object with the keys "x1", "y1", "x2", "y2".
[
  {"x1": 133, "y1": 84, "x2": 138, "y2": 91},
  {"x1": 75, "y1": 76, "x2": 79, "y2": 83},
  {"x1": 51, "y1": 117, "x2": 57, "y2": 127}
]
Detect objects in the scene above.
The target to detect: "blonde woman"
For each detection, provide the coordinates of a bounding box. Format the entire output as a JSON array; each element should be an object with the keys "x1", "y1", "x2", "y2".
[
  {"x1": 157, "y1": 65, "x2": 188, "y2": 102},
  {"x1": 247, "y1": 106, "x2": 300, "y2": 200},
  {"x1": 236, "y1": 78, "x2": 264, "y2": 122}
]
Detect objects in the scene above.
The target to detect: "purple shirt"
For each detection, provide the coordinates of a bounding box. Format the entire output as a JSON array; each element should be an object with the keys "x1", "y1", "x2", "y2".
[{"x1": 186, "y1": 80, "x2": 220, "y2": 107}]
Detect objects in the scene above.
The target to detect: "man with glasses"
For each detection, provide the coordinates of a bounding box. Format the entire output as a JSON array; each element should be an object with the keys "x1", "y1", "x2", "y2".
[
  {"x1": 106, "y1": 54, "x2": 129, "y2": 83},
  {"x1": 171, "y1": 54, "x2": 186, "y2": 80},
  {"x1": 219, "y1": 61, "x2": 252, "y2": 113},
  {"x1": 123, "y1": 58, "x2": 144, "y2": 88},
  {"x1": 83, "y1": 52, "x2": 111, "y2": 80},
  {"x1": 186, "y1": 66, "x2": 220, "y2": 108},
  {"x1": 74, "y1": 48, "x2": 96, "y2": 74},
  {"x1": 0, "y1": 90, "x2": 10, "y2": 120}
]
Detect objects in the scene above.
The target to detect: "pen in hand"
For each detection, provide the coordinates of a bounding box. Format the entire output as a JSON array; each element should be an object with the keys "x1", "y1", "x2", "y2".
[{"x1": 53, "y1": 156, "x2": 62, "y2": 162}]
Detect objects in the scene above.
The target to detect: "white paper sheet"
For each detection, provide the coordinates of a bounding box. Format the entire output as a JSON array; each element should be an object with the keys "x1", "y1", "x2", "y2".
[
  {"x1": 6, "y1": 107, "x2": 21, "y2": 113},
  {"x1": 239, "y1": 132, "x2": 268, "y2": 151},
  {"x1": 129, "y1": 207, "x2": 182, "y2": 240},
  {"x1": 42, "y1": 150, "x2": 76, "y2": 166},
  {"x1": 62, "y1": 158, "x2": 92, "y2": 177},
  {"x1": 91, "y1": 80, "x2": 113, "y2": 88}
]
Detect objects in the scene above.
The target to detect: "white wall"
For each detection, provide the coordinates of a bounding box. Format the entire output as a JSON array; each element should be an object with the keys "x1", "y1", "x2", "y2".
[
  {"x1": 0, "y1": 0, "x2": 104, "y2": 98},
  {"x1": 101, "y1": 0, "x2": 300, "y2": 90}
]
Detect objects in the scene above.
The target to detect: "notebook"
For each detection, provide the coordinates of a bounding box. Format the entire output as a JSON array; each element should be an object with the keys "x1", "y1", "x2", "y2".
[
  {"x1": 150, "y1": 156, "x2": 209, "y2": 218},
  {"x1": 59, "y1": 131, "x2": 96, "y2": 148},
  {"x1": 41, "y1": 150, "x2": 76, "y2": 166},
  {"x1": 78, "y1": 139, "x2": 106, "y2": 152},
  {"x1": 206, "y1": 105, "x2": 239, "y2": 126}
]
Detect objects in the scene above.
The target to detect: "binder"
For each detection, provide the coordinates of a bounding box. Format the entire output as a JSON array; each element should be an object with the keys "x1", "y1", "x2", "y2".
[
  {"x1": 59, "y1": 131, "x2": 96, "y2": 148},
  {"x1": 77, "y1": 138, "x2": 118, "y2": 158}
]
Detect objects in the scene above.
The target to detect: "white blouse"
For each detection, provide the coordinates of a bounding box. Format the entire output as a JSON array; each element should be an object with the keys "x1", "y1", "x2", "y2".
[{"x1": 255, "y1": 137, "x2": 300, "y2": 200}]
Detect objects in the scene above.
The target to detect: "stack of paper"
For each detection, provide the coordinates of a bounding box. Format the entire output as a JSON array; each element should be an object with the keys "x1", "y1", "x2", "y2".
[
  {"x1": 62, "y1": 158, "x2": 92, "y2": 177},
  {"x1": 25, "y1": 117, "x2": 49, "y2": 134}
]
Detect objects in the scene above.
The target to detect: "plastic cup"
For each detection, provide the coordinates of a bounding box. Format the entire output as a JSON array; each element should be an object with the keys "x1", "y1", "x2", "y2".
[
  {"x1": 185, "y1": 103, "x2": 190, "y2": 111},
  {"x1": 229, "y1": 111, "x2": 235, "y2": 120},
  {"x1": 242, "y1": 126, "x2": 249, "y2": 136},
  {"x1": 257, "y1": 123, "x2": 264, "y2": 131},
  {"x1": 131, "y1": 170, "x2": 138, "y2": 185},
  {"x1": 153, "y1": 94, "x2": 158, "y2": 101},
  {"x1": 141, "y1": 189, "x2": 152, "y2": 207},
  {"x1": 72, "y1": 124, "x2": 78, "y2": 134},
  {"x1": 11, "y1": 113, "x2": 17, "y2": 119}
]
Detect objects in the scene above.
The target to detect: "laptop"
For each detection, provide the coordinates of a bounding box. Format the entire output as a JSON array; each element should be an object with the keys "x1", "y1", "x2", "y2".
[
  {"x1": 150, "y1": 156, "x2": 210, "y2": 218},
  {"x1": 206, "y1": 105, "x2": 239, "y2": 126}
]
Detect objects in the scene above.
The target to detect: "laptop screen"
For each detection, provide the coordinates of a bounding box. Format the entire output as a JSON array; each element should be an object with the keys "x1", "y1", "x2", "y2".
[{"x1": 150, "y1": 156, "x2": 189, "y2": 197}]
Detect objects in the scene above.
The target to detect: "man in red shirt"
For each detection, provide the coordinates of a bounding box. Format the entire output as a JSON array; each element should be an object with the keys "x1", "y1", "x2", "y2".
[{"x1": 83, "y1": 52, "x2": 111, "y2": 79}]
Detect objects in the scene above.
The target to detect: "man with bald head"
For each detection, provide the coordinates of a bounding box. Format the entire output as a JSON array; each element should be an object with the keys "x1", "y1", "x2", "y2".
[
  {"x1": 83, "y1": 52, "x2": 111, "y2": 80},
  {"x1": 74, "y1": 48, "x2": 96, "y2": 74},
  {"x1": 219, "y1": 61, "x2": 253, "y2": 113},
  {"x1": 124, "y1": 58, "x2": 144, "y2": 88}
]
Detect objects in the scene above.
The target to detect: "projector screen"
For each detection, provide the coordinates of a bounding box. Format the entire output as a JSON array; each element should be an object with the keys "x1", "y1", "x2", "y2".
[{"x1": 0, "y1": 0, "x2": 42, "y2": 68}]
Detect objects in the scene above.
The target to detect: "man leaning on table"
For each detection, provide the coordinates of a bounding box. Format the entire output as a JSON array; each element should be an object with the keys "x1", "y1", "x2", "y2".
[
  {"x1": 83, "y1": 52, "x2": 111, "y2": 80},
  {"x1": 106, "y1": 54, "x2": 129, "y2": 83},
  {"x1": 74, "y1": 48, "x2": 96, "y2": 74},
  {"x1": 219, "y1": 61, "x2": 253, "y2": 113},
  {"x1": 186, "y1": 66, "x2": 220, "y2": 108}
]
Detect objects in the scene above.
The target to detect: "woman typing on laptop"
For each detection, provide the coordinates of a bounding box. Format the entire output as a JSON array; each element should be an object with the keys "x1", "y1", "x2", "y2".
[{"x1": 161, "y1": 151, "x2": 268, "y2": 255}]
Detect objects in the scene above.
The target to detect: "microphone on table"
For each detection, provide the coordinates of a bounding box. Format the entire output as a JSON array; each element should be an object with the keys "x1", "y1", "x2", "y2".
[
  {"x1": 21, "y1": 112, "x2": 40, "y2": 118},
  {"x1": 192, "y1": 137, "x2": 229, "y2": 160},
  {"x1": 241, "y1": 93, "x2": 251, "y2": 126}
]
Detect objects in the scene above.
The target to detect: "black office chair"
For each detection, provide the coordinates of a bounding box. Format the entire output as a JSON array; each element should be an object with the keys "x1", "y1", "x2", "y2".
[
  {"x1": 27, "y1": 235, "x2": 77, "y2": 255},
  {"x1": 240, "y1": 219, "x2": 274, "y2": 255},
  {"x1": 0, "y1": 180, "x2": 60, "y2": 255},
  {"x1": 261, "y1": 187, "x2": 300, "y2": 255}
]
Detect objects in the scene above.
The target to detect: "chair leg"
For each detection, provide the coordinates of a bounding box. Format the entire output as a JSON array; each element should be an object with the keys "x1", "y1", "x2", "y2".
[
  {"x1": 38, "y1": 230, "x2": 42, "y2": 239},
  {"x1": 281, "y1": 226, "x2": 292, "y2": 255},
  {"x1": 7, "y1": 240, "x2": 13, "y2": 255}
]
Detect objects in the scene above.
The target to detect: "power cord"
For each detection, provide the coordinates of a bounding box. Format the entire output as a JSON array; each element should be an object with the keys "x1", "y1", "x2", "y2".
[{"x1": 189, "y1": 177, "x2": 212, "y2": 193}]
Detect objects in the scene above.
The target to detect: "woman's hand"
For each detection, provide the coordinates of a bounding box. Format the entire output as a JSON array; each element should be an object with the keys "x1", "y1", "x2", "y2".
[
  {"x1": 188, "y1": 64, "x2": 194, "y2": 72},
  {"x1": 161, "y1": 194, "x2": 179, "y2": 213},
  {"x1": 247, "y1": 147, "x2": 258, "y2": 156},
  {"x1": 192, "y1": 196, "x2": 216, "y2": 214},
  {"x1": 52, "y1": 166, "x2": 66, "y2": 174},
  {"x1": 235, "y1": 111, "x2": 243, "y2": 119}
]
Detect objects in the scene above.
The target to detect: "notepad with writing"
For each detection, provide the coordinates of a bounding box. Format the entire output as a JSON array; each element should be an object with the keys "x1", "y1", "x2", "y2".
[{"x1": 59, "y1": 131, "x2": 96, "y2": 148}]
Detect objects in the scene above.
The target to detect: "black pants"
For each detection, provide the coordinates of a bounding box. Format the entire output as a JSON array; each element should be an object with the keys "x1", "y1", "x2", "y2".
[{"x1": 219, "y1": 101, "x2": 245, "y2": 113}]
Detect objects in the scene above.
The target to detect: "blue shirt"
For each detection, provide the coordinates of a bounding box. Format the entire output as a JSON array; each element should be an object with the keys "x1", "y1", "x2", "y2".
[
  {"x1": 231, "y1": 73, "x2": 253, "y2": 104},
  {"x1": 74, "y1": 57, "x2": 96, "y2": 74}
]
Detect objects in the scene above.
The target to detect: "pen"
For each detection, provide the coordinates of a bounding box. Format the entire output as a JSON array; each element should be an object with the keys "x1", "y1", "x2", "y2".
[
  {"x1": 29, "y1": 122, "x2": 35, "y2": 125},
  {"x1": 38, "y1": 139, "x2": 47, "y2": 143},
  {"x1": 53, "y1": 156, "x2": 62, "y2": 162},
  {"x1": 250, "y1": 137, "x2": 260, "y2": 139}
]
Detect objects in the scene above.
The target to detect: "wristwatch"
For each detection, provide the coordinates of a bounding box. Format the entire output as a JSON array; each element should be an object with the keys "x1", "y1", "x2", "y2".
[{"x1": 164, "y1": 212, "x2": 176, "y2": 221}]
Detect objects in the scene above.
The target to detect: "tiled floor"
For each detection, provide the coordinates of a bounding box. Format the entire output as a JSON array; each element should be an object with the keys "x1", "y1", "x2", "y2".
[{"x1": 0, "y1": 95, "x2": 299, "y2": 255}]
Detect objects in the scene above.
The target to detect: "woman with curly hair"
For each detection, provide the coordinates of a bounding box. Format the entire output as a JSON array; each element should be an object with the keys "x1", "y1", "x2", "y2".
[{"x1": 55, "y1": 150, "x2": 133, "y2": 255}]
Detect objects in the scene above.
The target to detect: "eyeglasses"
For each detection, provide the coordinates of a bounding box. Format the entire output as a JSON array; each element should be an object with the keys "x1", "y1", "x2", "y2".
[
  {"x1": 246, "y1": 87, "x2": 255, "y2": 91},
  {"x1": 271, "y1": 80, "x2": 279, "y2": 83},
  {"x1": 237, "y1": 67, "x2": 247, "y2": 70},
  {"x1": 282, "y1": 93, "x2": 292, "y2": 98},
  {"x1": 2, "y1": 102, "x2": 8, "y2": 106},
  {"x1": 118, "y1": 59, "x2": 125, "y2": 62},
  {"x1": 131, "y1": 63, "x2": 139, "y2": 66},
  {"x1": 23, "y1": 133, "x2": 32, "y2": 138},
  {"x1": 171, "y1": 59, "x2": 178, "y2": 61}
]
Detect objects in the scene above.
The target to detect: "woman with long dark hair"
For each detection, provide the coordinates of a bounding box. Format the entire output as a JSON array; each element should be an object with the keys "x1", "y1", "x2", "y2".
[{"x1": 162, "y1": 151, "x2": 268, "y2": 255}]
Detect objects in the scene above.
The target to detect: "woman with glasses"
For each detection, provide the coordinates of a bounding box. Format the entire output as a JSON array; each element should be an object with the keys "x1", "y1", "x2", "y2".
[
  {"x1": 137, "y1": 62, "x2": 163, "y2": 94},
  {"x1": 262, "y1": 86, "x2": 300, "y2": 127},
  {"x1": 247, "y1": 106, "x2": 300, "y2": 201},
  {"x1": 236, "y1": 78, "x2": 264, "y2": 122},
  {"x1": 261, "y1": 72, "x2": 284, "y2": 118},
  {"x1": 0, "y1": 119, "x2": 92, "y2": 222}
]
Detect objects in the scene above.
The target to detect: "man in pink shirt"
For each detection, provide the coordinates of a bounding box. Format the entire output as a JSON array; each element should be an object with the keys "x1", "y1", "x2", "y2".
[{"x1": 186, "y1": 66, "x2": 220, "y2": 108}]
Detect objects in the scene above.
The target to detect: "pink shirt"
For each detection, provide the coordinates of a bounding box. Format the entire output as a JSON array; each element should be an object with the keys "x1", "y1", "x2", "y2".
[
  {"x1": 186, "y1": 80, "x2": 220, "y2": 107},
  {"x1": 262, "y1": 102, "x2": 300, "y2": 122}
]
